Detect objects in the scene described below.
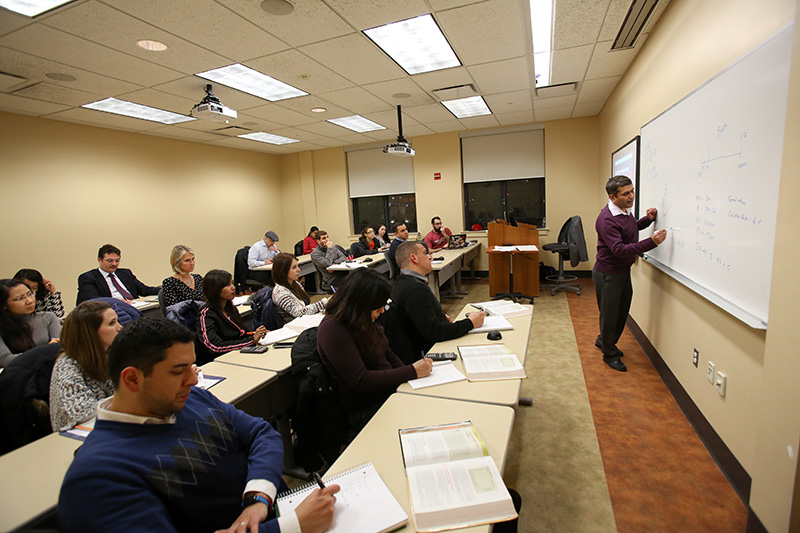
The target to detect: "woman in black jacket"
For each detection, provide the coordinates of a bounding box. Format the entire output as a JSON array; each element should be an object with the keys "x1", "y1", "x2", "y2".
[{"x1": 351, "y1": 226, "x2": 389, "y2": 258}]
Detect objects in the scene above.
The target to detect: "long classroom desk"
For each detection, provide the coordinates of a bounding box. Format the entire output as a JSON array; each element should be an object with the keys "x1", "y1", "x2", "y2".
[
  {"x1": 327, "y1": 392, "x2": 515, "y2": 533},
  {"x1": 428, "y1": 242, "x2": 482, "y2": 301},
  {"x1": 201, "y1": 361, "x2": 277, "y2": 420},
  {"x1": 395, "y1": 303, "x2": 533, "y2": 406},
  {"x1": 327, "y1": 252, "x2": 389, "y2": 275},
  {"x1": 250, "y1": 254, "x2": 317, "y2": 290}
]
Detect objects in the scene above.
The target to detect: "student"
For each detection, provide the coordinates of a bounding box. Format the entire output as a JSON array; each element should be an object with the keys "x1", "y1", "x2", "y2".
[
  {"x1": 161, "y1": 245, "x2": 203, "y2": 308},
  {"x1": 310, "y1": 230, "x2": 351, "y2": 289},
  {"x1": 49, "y1": 301, "x2": 121, "y2": 432},
  {"x1": 351, "y1": 226, "x2": 388, "y2": 258},
  {"x1": 76, "y1": 244, "x2": 159, "y2": 305},
  {"x1": 302, "y1": 226, "x2": 320, "y2": 255},
  {"x1": 317, "y1": 269, "x2": 432, "y2": 433},
  {"x1": 423, "y1": 216, "x2": 453, "y2": 252},
  {"x1": 13, "y1": 268, "x2": 65, "y2": 318},
  {"x1": 375, "y1": 224, "x2": 389, "y2": 248},
  {"x1": 58, "y1": 317, "x2": 340, "y2": 533},
  {"x1": 383, "y1": 241, "x2": 485, "y2": 364},
  {"x1": 387, "y1": 222, "x2": 409, "y2": 275},
  {"x1": 248, "y1": 230, "x2": 281, "y2": 268},
  {"x1": 271, "y1": 253, "x2": 327, "y2": 323},
  {"x1": 0, "y1": 279, "x2": 61, "y2": 368},
  {"x1": 196, "y1": 269, "x2": 266, "y2": 355}
]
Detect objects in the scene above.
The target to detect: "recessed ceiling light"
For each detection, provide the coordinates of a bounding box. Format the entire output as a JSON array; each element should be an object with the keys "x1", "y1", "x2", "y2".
[
  {"x1": 238, "y1": 132, "x2": 300, "y2": 145},
  {"x1": 82, "y1": 97, "x2": 195, "y2": 124},
  {"x1": 530, "y1": 0, "x2": 554, "y2": 87},
  {"x1": 310, "y1": 107, "x2": 327, "y2": 113},
  {"x1": 327, "y1": 115, "x2": 385, "y2": 133},
  {"x1": 441, "y1": 96, "x2": 492, "y2": 119},
  {"x1": 260, "y1": 0, "x2": 293, "y2": 16},
  {"x1": 393, "y1": 92, "x2": 411, "y2": 99},
  {"x1": 0, "y1": 0, "x2": 75, "y2": 17},
  {"x1": 45, "y1": 72, "x2": 76, "y2": 82},
  {"x1": 196, "y1": 63, "x2": 307, "y2": 102},
  {"x1": 137, "y1": 39, "x2": 168, "y2": 52},
  {"x1": 364, "y1": 14, "x2": 460, "y2": 75}
]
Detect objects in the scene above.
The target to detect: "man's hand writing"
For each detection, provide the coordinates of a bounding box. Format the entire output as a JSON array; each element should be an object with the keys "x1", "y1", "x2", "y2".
[
  {"x1": 646, "y1": 207, "x2": 658, "y2": 220},
  {"x1": 296, "y1": 485, "x2": 340, "y2": 533}
]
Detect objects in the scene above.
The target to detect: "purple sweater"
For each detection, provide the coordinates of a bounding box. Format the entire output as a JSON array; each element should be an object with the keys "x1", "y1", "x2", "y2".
[
  {"x1": 317, "y1": 315, "x2": 416, "y2": 412},
  {"x1": 594, "y1": 205, "x2": 657, "y2": 275}
]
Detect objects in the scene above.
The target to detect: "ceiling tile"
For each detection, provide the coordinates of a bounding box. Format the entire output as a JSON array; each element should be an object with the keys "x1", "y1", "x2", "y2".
[
  {"x1": 296, "y1": 120, "x2": 357, "y2": 137},
  {"x1": 267, "y1": 127, "x2": 331, "y2": 143},
  {"x1": 41, "y1": 2, "x2": 230, "y2": 75},
  {"x1": 153, "y1": 76, "x2": 269, "y2": 111},
  {"x1": 425, "y1": 119, "x2": 466, "y2": 133},
  {"x1": 552, "y1": 0, "x2": 609, "y2": 49},
  {"x1": 585, "y1": 40, "x2": 638, "y2": 79},
  {"x1": 533, "y1": 93, "x2": 577, "y2": 109},
  {"x1": 436, "y1": 0, "x2": 527, "y2": 65},
  {"x1": 484, "y1": 90, "x2": 532, "y2": 113},
  {"x1": 307, "y1": 136, "x2": 348, "y2": 148},
  {"x1": 319, "y1": 86, "x2": 394, "y2": 115},
  {"x1": 216, "y1": 0, "x2": 353, "y2": 47},
  {"x1": 47, "y1": 106, "x2": 169, "y2": 131},
  {"x1": 324, "y1": 0, "x2": 430, "y2": 30},
  {"x1": 245, "y1": 103, "x2": 317, "y2": 127},
  {"x1": 551, "y1": 44, "x2": 593, "y2": 84},
  {"x1": 299, "y1": 33, "x2": 406, "y2": 85},
  {"x1": 401, "y1": 123, "x2": 435, "y2": 137},
  {"x1": 103, "y1": 0, "x2": 288, "y2": 61},
  {"x1": 577, "y1": 76, "x2": 620, "y2": 103},
  {"x1": 427, "y1": 0, "x2": 485, "y2": 9},
  {"x1": 0, "y1": 92, "x2": 70, "y2": 115},
  {"x1": 145, "y1": 125, "x2": 222, "y2": 142},
  {"x1": 272, "y1": 95, "x2": 351, "y2": 120},
  {"x1": 12, "y1": 82, "x2": 99, "y2": 106},
  {"x1": 362, "y1": 78, "x2": 435, "y2": 106},
  {"x1": 0, "y1": 24, "x2": 182, "y2": 86},
  {"x1": 409, "y1": 66, "x2": 473, "y2": 93},
  {"x1": 245, "y1": 49, "x2": 354, "y2": 95},
  {"x1": 495, "y1": 109, "x2": 535, "y2": 125},
  {"x1": 207, "y1": 135, "x2": 287, "y2": 153},
  {"x1": 457, "y1": 114, "x2": 499, "y2": 129},
  {"x1": 534, "y1": 104, "x2": 574, "y2": 122},
  {"x1": 598, "y1": 0, "x2": 671, "y2": 41},
  {"x1": 0, "y1": 8, "x2": 33, "y2": 35},
  {"x1": 362, "y1": 107, "x2": 420, "y2": 131},
  {"x1": 117, "y1": 88, "x2": 197, "y2": 116},
  {"x1": 402, "y1": 103, "x2": 454, "y2": 124},
  {"x1": 336, "y1": 132, "x2": 377, "y2": 145},
  {"x1": 468, "y1": 56, "x2": 531, "y2": 94},
  {"x1": 0, "y1": 47, "x2": 141, "y2": 95},
  {"x1": 572, "y1": 100, "x2": 604, "y2": 117}
]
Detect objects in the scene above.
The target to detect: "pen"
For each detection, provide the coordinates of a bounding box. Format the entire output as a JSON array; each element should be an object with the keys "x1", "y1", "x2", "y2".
[
  {"x1": 313, "y1": 472, "x2": 326, "y2": 489},
  {"x1": 470, "y1": 304, "x2": 484, "y2": 312}
]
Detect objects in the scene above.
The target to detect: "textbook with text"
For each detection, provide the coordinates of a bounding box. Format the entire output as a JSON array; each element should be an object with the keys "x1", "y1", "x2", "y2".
[
  {"x1": 399, "y1": 421, "x2": 517, "y2": 532},
  {"x1": 456, "y1": 345, "x2": 526, "y2": 381}
]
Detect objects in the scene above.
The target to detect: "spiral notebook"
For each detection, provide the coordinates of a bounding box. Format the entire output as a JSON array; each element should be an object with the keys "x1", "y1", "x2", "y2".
[{"x1": 276, "y1": 462, "x2": 407, "y2": 532}]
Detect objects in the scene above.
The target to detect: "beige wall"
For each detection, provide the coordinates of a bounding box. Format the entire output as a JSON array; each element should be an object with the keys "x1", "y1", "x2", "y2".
[
  {"x1": 0, "y1": 111, "x2": 284, "y2": 311},
  {"x1": 598, "y1": 0, "x2": 798, "y2": 530}
]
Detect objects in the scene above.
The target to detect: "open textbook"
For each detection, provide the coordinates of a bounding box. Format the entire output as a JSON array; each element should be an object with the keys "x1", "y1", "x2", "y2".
[
  {"x1": 399, "y1": 421, "x2": 517, "y2": 532},
  {"x1": 457, "y1": 345, "x2": 526, "y2": 381},
  {"x1": 276, "y1": 462, "x2": 407, "y2": 533},
  {"x1": 471, "y1": 300, "x2": 532, "y2": 319}
]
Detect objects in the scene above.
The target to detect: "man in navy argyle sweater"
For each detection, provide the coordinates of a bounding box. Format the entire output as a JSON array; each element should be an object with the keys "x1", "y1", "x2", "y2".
[{"x1": 58, "y1": 317, "x2": 339, "y2": 533}]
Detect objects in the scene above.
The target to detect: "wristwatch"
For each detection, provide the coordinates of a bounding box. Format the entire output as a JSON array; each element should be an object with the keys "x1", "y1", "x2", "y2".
[{"x1": 242, "y1": 494, "x2": 272, "y2": 509}]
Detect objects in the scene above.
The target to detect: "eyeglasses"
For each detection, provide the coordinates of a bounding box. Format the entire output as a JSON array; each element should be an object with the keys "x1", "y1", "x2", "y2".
[{"x1": 10, "y1": 290, "x2": 35, "y2": 303}]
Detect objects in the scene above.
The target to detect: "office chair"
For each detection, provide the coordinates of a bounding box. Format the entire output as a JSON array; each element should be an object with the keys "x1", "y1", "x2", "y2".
[
  {"x1": 294, "y1": 240, "x2": 304, "y2": 257},
  {"x1": 384, "y1": 251, "x2": 398, "y2": 282},
  {"x1": 540, "y1": 215, "x2": 588, "y2": 296},
  {"x1": 157, "y1": 287, "x2": 167, "y2": 316},
  {"x1": 234, "y1": 246, "x2": 265, "y2": 293}
]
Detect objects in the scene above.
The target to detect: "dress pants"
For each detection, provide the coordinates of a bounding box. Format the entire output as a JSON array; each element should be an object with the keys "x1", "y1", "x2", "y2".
[{"x1": 592, "y1": 268, "x2": 633, "y2": 359}]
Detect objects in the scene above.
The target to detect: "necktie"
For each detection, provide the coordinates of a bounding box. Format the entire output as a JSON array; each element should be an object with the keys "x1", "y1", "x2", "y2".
[{"x1": 109, "y1": 273, "x2": 134, "y2": 300}]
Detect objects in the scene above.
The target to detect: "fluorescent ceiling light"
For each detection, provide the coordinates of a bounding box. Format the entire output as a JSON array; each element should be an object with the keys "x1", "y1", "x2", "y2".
[
  {"x1": 441, "y1": 96, "x2": 491, "y2": 119},
  {"x1": 196, "y1": 63, "x2": 307, "y2": 102},
  {"x1": 328, "y1": 115, "x2": 385, "y2": 133},
  {"x1": 82, "y1": 97, "x2": 195, "y2": 125},
  {"x1": 0, "y1": 0, "x2": 74, "y2": 17},
  {"x1": 364, "y1": 14, "x2": 460, "y2": 75},
  {"x1": 237, "y1": 132, "x2": 300, "y2": 145},
  {"x1": 530, "y1": 0, "x2": 554, "y2": 87}
]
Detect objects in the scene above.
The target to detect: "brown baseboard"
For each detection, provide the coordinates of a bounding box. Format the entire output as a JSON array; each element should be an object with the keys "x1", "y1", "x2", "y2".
[{"x1": 626, "y1": 315, "x2": 751, "y2": 504}]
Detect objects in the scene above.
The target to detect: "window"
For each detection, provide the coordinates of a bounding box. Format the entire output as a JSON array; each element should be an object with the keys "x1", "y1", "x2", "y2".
[
  {"x1": 353, "y1": 193, "x2": 417, "y2": 233},
  {"x1": 461, "y1": 126, "x2": 546, "y2": 230},
  {"x1": 346, "y1": 142, "x2": 417, "y2": 234},
  {"x1": 465, "y1": 179, "x2": 545, "y2": 230}
]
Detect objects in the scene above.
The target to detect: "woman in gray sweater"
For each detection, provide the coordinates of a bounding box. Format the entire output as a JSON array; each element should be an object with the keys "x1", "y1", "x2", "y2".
[{"x1": 0, "y1": 279, "x2": 61, "y2": 368}]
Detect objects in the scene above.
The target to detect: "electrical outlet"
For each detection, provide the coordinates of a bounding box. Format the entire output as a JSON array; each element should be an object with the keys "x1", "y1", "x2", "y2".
[
  {"x1": 715, "y1": 371, "x2": 727, "y2": 397},
  {"x1": 693, "y1": 348, "x2": 699, "y2": 367},
  {"x1": 707, "y1": 361, "x2": 715, "y2": 384}
]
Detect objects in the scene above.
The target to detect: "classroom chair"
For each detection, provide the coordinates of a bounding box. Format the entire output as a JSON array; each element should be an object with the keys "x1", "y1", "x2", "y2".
[{"x1": 539, "y1": 215, "x2": 588, "y2": 296}]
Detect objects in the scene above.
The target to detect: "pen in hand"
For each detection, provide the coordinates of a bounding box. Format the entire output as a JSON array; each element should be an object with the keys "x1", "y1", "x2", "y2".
[{"x1": 313, "y1": 472, "x2": 326, "y2": 489}]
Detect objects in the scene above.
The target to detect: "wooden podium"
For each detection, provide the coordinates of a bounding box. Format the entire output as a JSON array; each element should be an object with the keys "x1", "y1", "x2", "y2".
[{"x1": 487, "y1": 221, "x2": 540, "y2": 299}]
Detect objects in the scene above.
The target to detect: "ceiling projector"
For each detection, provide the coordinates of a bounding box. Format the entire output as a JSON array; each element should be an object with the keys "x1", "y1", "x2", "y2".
[
  {"x1": 191, "y1": 84, "x2": 237, "y2": 123},
  {"x1": 383, "y1": 141, "x2": 415, "y2": 157},
  {"x1": 383, "y1": 104, "x2": 414, "y2": 157}
]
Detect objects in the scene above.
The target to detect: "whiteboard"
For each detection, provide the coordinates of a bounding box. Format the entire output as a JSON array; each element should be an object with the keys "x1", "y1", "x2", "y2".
[{"x1": 638, "y1": 26, "x2": 793, "y2": 329}]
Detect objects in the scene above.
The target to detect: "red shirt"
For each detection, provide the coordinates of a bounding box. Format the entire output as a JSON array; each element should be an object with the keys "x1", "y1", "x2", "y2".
[{"x1": 424, "y1": 228, "x2": 452, "y2": 250}]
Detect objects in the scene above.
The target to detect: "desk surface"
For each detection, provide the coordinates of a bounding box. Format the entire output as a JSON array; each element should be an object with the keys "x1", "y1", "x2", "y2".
[
  {"x1": 251, "y1": 254, "x2": 313, "y2": 272},
  {"x1": 200, "y1": 361, "x2": 277, "y2": 404},
  {"x1": 0, "y1": 431, "x2": 82, "y2": 531},
  {"x1": 215, "y1": 346, "x2": 294, "y2": 374},
  {"x1": 328, "y1": 393, "x2": 515, "y2": 533},
  {"x1": 395, "y1": 303, "x2": 533, "y2": 406},
  {"x1": 327, "y1": 253, "x2": 386, "y2": 271}
]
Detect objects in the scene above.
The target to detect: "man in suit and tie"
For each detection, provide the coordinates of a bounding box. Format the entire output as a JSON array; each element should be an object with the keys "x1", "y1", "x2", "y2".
[{"x1": 76, "y1": 244, "x2": 159, "y2": 305}]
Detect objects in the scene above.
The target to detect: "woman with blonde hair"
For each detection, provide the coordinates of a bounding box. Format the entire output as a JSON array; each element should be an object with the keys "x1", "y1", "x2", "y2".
[
  {"x1": 271, "y1": 253, "x2": 327, "y2": 323},
  {"x1": 49, "y1": 301, "x2": 122, "y2": 431},
  {"x1": 161, "y1": 245, "x2": 203, "y2": 308}
]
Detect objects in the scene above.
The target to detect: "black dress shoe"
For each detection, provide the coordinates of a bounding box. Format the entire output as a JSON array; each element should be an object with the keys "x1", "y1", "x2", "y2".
[
  {"x1": 596, "y1": 335, "x2": 624, "y2": 357},
  {"x1": 603, "y1": 356, "x2": 627, "y2": 372}
]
